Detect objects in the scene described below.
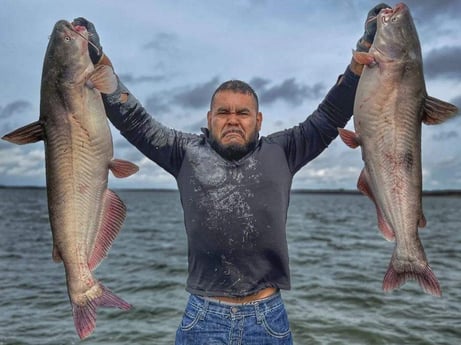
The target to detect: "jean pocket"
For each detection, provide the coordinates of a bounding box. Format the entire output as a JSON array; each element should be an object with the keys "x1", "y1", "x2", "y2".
[
  {"x1": 180, "y1": 306, "x2": 203, "y2": 332},
  {"x1": 260, "y1": 304, "x2": 291, "y2": 339}
]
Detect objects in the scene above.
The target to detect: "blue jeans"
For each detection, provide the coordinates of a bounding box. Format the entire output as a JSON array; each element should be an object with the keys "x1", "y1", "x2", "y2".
[{"x1": 175, "y1": 292, "x2": 293, "y2": 345}]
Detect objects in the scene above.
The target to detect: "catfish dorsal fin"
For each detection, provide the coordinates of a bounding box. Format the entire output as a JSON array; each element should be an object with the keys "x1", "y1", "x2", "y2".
[
  {"x1": 87, "y1": 65, "x2": 118, "y2": 94},
  {"x1": 1, "y1": 121, "x2": 44, "y2": 145},
  {"x1": 422, "y1": 95, "x2": 458, "y2": 125}
]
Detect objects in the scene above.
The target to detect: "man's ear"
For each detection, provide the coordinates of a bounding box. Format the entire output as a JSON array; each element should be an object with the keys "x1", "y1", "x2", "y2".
[
  {"x1": 207, "y1": 110, "x2": 212, "y2": 129},
  {"x1": 256, "y1": 111, "x2": 263, "y2": 131}
]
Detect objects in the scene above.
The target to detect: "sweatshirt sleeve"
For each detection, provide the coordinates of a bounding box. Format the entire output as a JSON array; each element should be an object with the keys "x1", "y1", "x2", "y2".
[
  {"x1": 101, "y1": 78, "x2": 193, "y2": 177},
  {"x1": 266, "y1": 66, "x2": 359, "y2": 174}
]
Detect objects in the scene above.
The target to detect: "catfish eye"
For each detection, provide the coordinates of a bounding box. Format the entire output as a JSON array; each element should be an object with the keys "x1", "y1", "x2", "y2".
[
  {"x1": 391, "y1": 17, "x2": 397, "y2": 22},
  {"x1": 64, "y1": 36, "x2": 71, "y2": 42}
]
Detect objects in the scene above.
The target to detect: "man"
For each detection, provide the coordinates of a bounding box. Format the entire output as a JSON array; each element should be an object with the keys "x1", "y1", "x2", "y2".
[{"x1": 74, "y1": 4, "x2": 389, "y2": 344}]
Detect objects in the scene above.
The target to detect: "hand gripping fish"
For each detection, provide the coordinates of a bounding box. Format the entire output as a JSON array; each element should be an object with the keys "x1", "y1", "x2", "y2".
[
  {"x1": 339, "y1": 3, "x2": 458, "y2": 296},
  {"x1": 2, "y1": 20, "x2": 139, "y2": 338}
]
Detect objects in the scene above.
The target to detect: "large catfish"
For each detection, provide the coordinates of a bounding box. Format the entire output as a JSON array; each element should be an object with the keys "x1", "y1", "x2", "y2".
[
  {"x1": 2, "y1": 20, "x2": 138, "y2": 338},
  {"x1": 339, "y1": 3, "x2": 457, "y2": 296}
]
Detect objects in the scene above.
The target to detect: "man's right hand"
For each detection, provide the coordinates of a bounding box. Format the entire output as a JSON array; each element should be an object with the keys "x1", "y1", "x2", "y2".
[
  {"x1": 356, "y1": 3, "x2": 391, "y2": 52},
  {"x1": 72, "y1": 17, "x2": 104, "y2": 64}
]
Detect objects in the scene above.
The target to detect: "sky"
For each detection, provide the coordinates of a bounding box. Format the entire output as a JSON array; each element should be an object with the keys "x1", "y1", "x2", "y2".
[{"x1": 0, "y1": 0, "x2": 460, "y2": 190}]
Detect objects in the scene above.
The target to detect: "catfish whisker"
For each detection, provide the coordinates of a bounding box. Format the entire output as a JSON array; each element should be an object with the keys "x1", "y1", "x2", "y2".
[{"x1": 71, "y1": 27, "x2": 100, "y2": 56}]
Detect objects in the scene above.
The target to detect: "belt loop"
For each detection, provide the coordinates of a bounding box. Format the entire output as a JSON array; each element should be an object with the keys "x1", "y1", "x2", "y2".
[
  {"x1": 254, "y1": 301, "x2": 263, "y2": 325},
  {"x1": 200, "y1": 298, "x2": 209, "y2": 320}
]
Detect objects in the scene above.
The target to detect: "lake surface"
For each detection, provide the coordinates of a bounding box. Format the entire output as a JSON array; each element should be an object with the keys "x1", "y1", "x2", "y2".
[{"x1": 0, "y1": 188, "x2": 460, "y2": 345}]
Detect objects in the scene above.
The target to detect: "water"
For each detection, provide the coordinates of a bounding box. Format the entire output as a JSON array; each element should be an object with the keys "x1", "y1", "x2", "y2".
[{"x1": 0, "y1": 188, "x2": 460, "y2": 345}]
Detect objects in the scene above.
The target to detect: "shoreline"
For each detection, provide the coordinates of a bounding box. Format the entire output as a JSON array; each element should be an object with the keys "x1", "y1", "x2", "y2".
[{"x1": 2, "y1": 185, "x2": 461, "y2": 197}]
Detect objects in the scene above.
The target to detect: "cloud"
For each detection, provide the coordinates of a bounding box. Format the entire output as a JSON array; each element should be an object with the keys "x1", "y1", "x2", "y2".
[
  {"x1": 0, "y1": 100, "x2": 33, "y2": 119},
  {"x1": 257, "y1": 78, "x2": 324, "y2": 106},
  {"x1": 249, "y1": 77, "x2": 271, "y2": 90},
  {"x1": 174, "y1": 77, "x2": 220, "y2": 109},
  {"x1": 145, "y1": 93, "x2": 173, "y2": 115},
  {"x1": 432, "y1": 130, "x2": 458, "y2": 141},
  {"x1": 143, "y1": 32, "x2": 179, "y2": 53},
  {"x1": 182, "y1": 118, "x2": 206, "y2": 133},
  {"x1": 423, "y1": 154, "x2": 461, "y2": 189},
  {"x1": 141, "y1": 76, "x2": 326, "y2": 121},
  {"x1": 0, "y1": 147, "x2": 45, "y2": 178},
  {"x1": 405, "y1": 0, "x2": 461, "y2": 21},
  {"x1": 141, "y1": 32, "x2": 184, "y2": 73},
  {"x1": 119, "y1": 73, "x2": 166, "y2": 84},
  {"x1": 424, "y1": 46, "x2": 461, "y2": 80},
  {"x1": 450, "y1": 95, "x2": 461, "y2": 110},
  {"x1": 142, "y1": 77, "x2": 220, "y2": 117}
]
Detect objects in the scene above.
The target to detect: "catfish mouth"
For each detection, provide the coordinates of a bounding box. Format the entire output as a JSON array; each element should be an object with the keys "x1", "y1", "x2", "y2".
[
  {"x1": 381, "y1": 2, "x2": 408, "y2": 23},
  {"x1": 56, "y1": 19, "x2": 101, "y2": 57},
  {"x1": 72, "y1": 24, "x2": 87, "y2": 34},
  {"x1": 54, "y1": 20, "x2": 88, "y2": 39},
  {"x1": 70, "y1": 22, "x2": 101, "y2": 56}
]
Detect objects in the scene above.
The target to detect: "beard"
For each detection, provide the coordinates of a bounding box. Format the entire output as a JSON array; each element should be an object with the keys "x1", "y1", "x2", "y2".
[{"x1": 208, "y1": 131, "x2": 258, "y2": 161}]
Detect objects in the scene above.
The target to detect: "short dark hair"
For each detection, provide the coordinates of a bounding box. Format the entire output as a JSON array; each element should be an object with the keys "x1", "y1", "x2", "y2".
[{"x1": 210, "y1": 80, "x2": 259, "y2": 111}]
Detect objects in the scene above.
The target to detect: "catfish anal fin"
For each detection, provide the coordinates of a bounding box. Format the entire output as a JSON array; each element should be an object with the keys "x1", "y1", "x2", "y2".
[{"x1": 357, "y1": 169, "x2": 395, "y2": 241}]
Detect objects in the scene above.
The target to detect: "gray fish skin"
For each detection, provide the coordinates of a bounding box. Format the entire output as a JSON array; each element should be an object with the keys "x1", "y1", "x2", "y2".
[
  {"x1": 339, "y1": 3, "x2": 457, "y2": 297},
  {"x1": 2, "y1": 20, "x2": 138, "y2": 338}
]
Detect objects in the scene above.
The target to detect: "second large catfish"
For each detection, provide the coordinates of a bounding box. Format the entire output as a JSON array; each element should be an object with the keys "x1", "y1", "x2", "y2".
[
  {"x1": 2, "y1": 20, "x2": 138, "y2": 338},
  {"x1": 339, "y1": 3, "x2": 457, "y2": 296}
]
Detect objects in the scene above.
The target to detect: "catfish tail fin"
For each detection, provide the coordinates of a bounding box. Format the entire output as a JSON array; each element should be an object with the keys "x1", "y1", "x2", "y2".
[
  {"x1": 382, "y1": 254, "x2": 441, "y2": 297},
  {"x1": 72, "y1": 283, "x2": 131, "y2": 339}
]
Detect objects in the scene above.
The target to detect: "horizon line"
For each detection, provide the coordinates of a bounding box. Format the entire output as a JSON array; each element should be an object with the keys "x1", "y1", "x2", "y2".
[{"x1": 2, "y1": 185, "x2": 461, "y2": 196}]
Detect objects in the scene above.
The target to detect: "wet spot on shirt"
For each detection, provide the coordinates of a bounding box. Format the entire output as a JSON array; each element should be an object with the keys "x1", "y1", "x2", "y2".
[{"x1": 188, "y1": 147, "x2": 262, "y2": 244}]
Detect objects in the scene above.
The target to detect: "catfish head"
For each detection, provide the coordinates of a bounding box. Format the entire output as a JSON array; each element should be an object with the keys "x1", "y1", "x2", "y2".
[
  {"x1": 373, "y1": 3, "x2": 422, "y2": 63},
  {"x1": 43, "y1": 20, "x2": 92, "y2": 85}
]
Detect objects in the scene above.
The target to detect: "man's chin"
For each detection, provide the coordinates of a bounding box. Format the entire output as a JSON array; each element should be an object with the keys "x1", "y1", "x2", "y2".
[
  {"x1": 221, "y1": 137, "x2": 245, "y2": 147},
  {"x1": 210, "y1": 140, "x2": 254, "y2": 161}
]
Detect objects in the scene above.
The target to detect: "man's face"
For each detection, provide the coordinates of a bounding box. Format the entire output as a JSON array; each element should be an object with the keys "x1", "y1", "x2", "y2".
[{"x1": 207, "y1": 90, "x2": 262, "y2": 159}]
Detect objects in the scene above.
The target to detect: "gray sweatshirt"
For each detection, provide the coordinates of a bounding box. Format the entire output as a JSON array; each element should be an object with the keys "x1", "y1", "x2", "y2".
[{"x1": 102, "y1": 67, "x2": 359, "y2": 297}]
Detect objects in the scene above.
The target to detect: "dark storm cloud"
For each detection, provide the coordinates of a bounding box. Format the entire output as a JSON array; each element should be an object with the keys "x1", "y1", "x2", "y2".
[
  {"x1": 424, "y1": 46, "x2": 461, "y2": 80},
  {"x1": 173, "y1": 76, "x2": 325, "y2": 111},
  {"x1": 258, "y1": 78, "x2": 324, "y2": 106},
  {"x1": 173, "y1": 77, "x2": 220, "y2": 109},
  {"x1": 402, "y1": 0, "x2": 461, "y2": 42},
  {"x1": 142, "y1": 76, "x2": 326, "y2": 117},
  {"x1": 404, "y1": 0, "x2": 461, "y2": 21},
  {"x1": 145, "y1": 93, "x2": 173, "y2": 115},
  {"x1": 183, "y1": 118, "x2": 206, "y2": 133},
  {"x1": 0, "y1": 100, "x2": 33, "y2": 119},
  {"x1": 142, "y1": 77, "x2": 220, "y2": 117},
  {"x1": 119, "y1": 73, "x2": 166, "y2": 84},
  {"x1": 249, "y1": 77, "x2": 271, "y2": 90}
]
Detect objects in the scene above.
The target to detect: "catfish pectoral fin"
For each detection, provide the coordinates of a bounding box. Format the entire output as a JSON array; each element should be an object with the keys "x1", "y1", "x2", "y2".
[{"x1": 109, "y1": 158, "x2": 139, "y2": 178}]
